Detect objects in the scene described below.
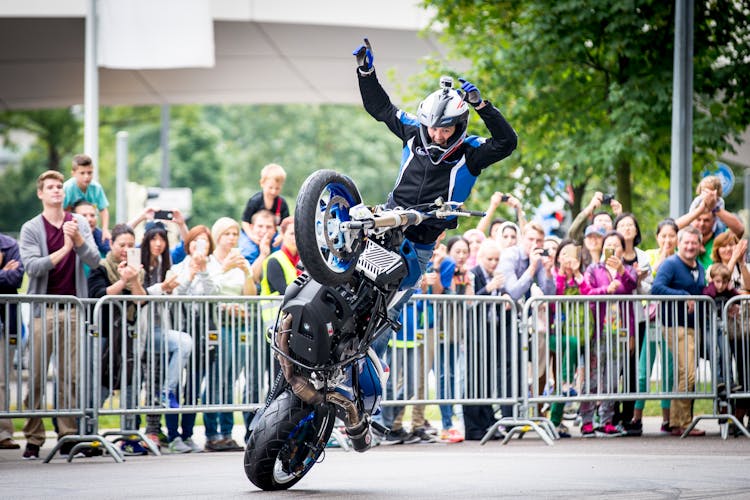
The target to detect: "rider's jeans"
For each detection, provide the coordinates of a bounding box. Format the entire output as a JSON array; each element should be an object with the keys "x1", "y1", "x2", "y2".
[{"x1": 373, "y1": 243, "x2": 435, "y2": 343}]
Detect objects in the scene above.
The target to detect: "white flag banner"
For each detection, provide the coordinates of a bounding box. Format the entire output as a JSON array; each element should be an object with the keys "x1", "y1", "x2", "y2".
[{"x1": 98, "y1": 0, "x2": 214, "y2": 69}]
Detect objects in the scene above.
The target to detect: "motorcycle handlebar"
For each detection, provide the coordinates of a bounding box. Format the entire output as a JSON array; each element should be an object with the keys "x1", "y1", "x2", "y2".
[{"x1": 372, "y1": 211, "x2": 424, "y2": 228}]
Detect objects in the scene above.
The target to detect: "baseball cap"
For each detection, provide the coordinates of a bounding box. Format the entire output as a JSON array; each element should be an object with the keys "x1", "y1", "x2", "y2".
[{"x1": 584, "y1": 225, "x2": 606, "y2": 238}]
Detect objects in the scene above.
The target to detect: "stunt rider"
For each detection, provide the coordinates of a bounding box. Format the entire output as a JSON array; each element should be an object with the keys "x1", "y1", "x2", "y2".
[{"x1": 353, "y1": 37, "x2": 518, "y2": 290}]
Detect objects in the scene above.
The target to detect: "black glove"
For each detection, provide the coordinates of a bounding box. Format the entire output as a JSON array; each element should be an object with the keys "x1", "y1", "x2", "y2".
[
  {"x1": 459, "y1": 78, "x2": 482, "y2": 107},
  {"x1": 352, "y1": 38, "x2": 374, "y2": 73}
]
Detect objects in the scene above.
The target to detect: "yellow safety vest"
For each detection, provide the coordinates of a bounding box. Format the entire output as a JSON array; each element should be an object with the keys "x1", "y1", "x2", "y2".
[{"x1": 260, "y1": 250, "x2": 298, "y2": 323}]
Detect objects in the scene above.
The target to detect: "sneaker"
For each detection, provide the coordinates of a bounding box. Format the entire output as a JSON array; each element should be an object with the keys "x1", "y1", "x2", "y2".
[
  {"x1": 0, "y1": 438, "x2": 20, "y2": 449},
  {"x1": 400, "y1": 431, "x2": 422, "y2": 445},
  {"x1": 183, "y1": 437, "x2": 203, "y2": 452},
  {"x1": 623, "y1": 419, "x2": 643, "y2": 437},
  {"x1": 380, "y1": 428, "x2": 408, "y2": 446},
  {"x1": 168, "y1": 437, "x2": 192, "y2": 454},
  {"x1": 439, "y1": 428, "x2": 465, "y2": 443},
  {"x1": 660, "y1": 421, "x2": 672, "y2": 434},
  {"x1": 596, "y1": 422, "x2": 626, "y2": 437},
  {"x1": 580, "y1": 422, "x2": 595, "y2": 437},
  {"x1": 420, "y1": 421, "x2": 439, "y2": 436},
  {"x1": 220, "y1": 438, "x2": 244, "y2": 451},
  {"x1": 671, "y1": 427, "x2": 706, "y2": 437},
  {"x1": 145, "y1": 433, "x2": 161, "y2": 451},
  {"x1": 161, "y1": 391, "x2": 179, "y2": 409},
  {"x1": 59, "y1": 441, "x2": 85, "y2": 458},
  {"x1": 156, "y1": 431, "x2": 170, "y2": 447},
  {"x1": 555, "y1": 424, "x2": 571, "y2": 438},
  {"x1": 204, "y1": 439, "x2": 228, "y2": 452},
  {"x1": 411, "y1": 427, "x2": 437, "y2": 443},
  {"x1": 23, "y1": 443, "x2": 40, "y2": 460},
  {"x1": 120, "y1": 439, "x2": 148, "y2": 456}
]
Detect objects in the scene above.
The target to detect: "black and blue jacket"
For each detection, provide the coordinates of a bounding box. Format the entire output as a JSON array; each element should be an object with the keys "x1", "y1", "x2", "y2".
[{"x1": 358, "y1": 70, "x2": 518, "y2": 244}]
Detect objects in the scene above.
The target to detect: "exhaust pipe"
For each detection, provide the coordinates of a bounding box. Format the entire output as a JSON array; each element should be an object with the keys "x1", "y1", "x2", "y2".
[
  {"x1": 277, "y1": 313, "x2": 370, "y2": 452},
  {"x1": 327, "y1": 391, "x2": 371, "y2": 453},
  {"x1": 276, "y1": 314, "x2": 323, "y2": 405}
]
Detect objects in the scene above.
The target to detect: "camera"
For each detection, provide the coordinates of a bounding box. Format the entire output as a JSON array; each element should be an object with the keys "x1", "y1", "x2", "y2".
[
  {"x1": 602, "y1": 194, "x2": 615, "y2": 205},
  {"x1": 500, "y1": 194, "x2": 510, "y2": 202},
  {"x1": 539, "y1": 249, "x2": 550, "y2": 257},
  {"x1": 154, "y1": 210, "x2": 174, "y2": 221},
  {"x1": 439, "y1": 75, "x2": 454, "y2": 89}
]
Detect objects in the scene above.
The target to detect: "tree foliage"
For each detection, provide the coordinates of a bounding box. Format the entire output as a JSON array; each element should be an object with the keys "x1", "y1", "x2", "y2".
[
  {"x1": 0, "y1": 109, "x2": 81, "y2": 170},
  {"x1": 422, "y1": 0, "x2": 750, "y2": 241},
  {"x1": 0, "y1": 103, "x2": 401, "y2": 233}
]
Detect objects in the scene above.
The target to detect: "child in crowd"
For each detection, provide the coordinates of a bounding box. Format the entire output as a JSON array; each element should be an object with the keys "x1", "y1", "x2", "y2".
[
  {"x1": 703, "y1": 262, "x2": 743, "y2": 420},
  {"x1": 688, "y1": 175, "x2": 727, "y2": 234},
  {"x1": 241, "y1": 163, "x2": 289, "y2": 232},
  {"x1": 63, "y1": 154, "x2": 111, "y2": 244},
  {"x1": 703, "y1": 263, "x2": 740, "y2": 311}
]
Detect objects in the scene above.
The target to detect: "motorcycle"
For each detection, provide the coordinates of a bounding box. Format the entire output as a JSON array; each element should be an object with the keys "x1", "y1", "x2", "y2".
[{"x1": 243, "y1": 169, "x2": 482, "y2": 490}]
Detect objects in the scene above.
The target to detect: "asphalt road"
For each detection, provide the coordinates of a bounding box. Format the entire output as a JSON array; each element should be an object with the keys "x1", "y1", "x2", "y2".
[{"x1": 1, "y1": 417, "x2": 748, "y2": 499}]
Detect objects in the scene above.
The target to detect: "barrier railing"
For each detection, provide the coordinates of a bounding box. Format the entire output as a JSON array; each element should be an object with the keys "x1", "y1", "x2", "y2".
[
  {"x1": 0, "y1": 295, "x2": 122, "y2": 461},
  {"x1": 2, "y1": 290, "x2": 746, "y2": 462},
  {"x1": 722, "y1": 295, "x2": 750, "y2": 438},
  {"x1": 524, "y1": 294, "x2": 733, "y2": 439},
  {"x1": 90, "y1": 294, "x2": 281, "y2": 415}
]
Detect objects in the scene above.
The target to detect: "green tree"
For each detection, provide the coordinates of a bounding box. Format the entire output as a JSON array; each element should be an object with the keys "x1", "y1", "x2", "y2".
[
  {"x1": 0, "y1": 109, "x2": 81, "y2": 170},
  {"x1": 422, "y1": 0, "x2": 750, "y2": 240}
]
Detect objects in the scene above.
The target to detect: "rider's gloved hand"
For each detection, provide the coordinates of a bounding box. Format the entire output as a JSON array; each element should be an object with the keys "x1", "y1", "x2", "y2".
[
  {"x1": 459, "y1": 78, "x2": 482, "y2": 107},
  {"x1": 353, "y1": 38, "x2": 374, "y2": 74}
]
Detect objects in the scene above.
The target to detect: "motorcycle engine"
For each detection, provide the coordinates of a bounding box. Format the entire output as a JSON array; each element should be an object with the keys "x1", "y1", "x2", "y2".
[{"x1": 279, "y1": 274, "x2": 355, "y2": 366}]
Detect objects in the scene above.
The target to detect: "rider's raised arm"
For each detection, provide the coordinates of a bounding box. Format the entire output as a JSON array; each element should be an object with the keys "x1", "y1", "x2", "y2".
[
  {"x1": 464, "y1": 101, "x2": 518, "y2": 176},
  {"x1": 357, "y1": 69, "x2": 414, "y2": 142}
]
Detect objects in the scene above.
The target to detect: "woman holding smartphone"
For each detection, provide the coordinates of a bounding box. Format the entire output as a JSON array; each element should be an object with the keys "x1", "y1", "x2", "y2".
[
  {"x1": 140, "y1": 221, "x2": 193, "y2": 453},
  {"x1": 581, "y1": 230, "x2": 637, "y2": 437},
  {"x1": 167, "y1": 224, "x2": 219, "y2": 453},
  {"x1": 89, "y1": 223, "x2": 149, "y2": 455},
  {"x1": 204, "y1": 217, "x2": 255, "y2": 452}
]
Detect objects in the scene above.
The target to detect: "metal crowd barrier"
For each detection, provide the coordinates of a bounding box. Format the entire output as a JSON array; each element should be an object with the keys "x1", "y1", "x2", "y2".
[
  {"x1": 381, "y1": 294, "x2": 553, "y2": 445},
  {"x1": 524, "y1": 294, "x2": 735, "y2": 440},
  {"x1": 722, "y1": 295, "x2": 750, "y2": 438},
  {"x1": 2, "y1": 291, "x2": 746, "y2": 462},
  {"x1": 90, "y1": 295, "x2": 281, "y2": 448},
  {"x1": 0, "y1": 295, "x2": 122, "y2": 461}
]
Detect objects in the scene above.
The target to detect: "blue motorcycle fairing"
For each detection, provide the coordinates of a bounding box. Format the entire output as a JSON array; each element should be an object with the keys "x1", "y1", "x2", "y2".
[
  {"x1": 333, "y1": 352, "x2": 387, "y2": 416},
  {"x1": 398, "y1": 239, "x2": 422, "y2": 290}
]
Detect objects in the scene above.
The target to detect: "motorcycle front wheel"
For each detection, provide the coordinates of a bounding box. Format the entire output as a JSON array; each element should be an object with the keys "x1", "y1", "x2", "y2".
[
  {"x1": 295, "y1": 169, "x2": 363, "y2": 286},
  {"x1": 244, "y1": 390, "x2": 335, "y2": 491}
]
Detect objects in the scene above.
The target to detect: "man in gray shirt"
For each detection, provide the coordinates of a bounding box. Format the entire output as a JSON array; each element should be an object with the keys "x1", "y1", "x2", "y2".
[
  {"x1": 495, "y1": 222, "x2": 555, "y2": 419},
  {"x1": 18, "y1": 170, "x2": 100, "y2": 459}
]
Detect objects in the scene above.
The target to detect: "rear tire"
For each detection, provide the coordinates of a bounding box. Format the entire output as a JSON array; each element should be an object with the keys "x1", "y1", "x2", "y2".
[
  {"x1": 295, "y1": 169, "x2": 363, "y2": 286},
  {"x1": 244, "y1": 390, "x2": 335, "y2": 491}
]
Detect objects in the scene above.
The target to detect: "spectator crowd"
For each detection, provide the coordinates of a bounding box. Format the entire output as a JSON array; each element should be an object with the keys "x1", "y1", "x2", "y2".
[{"x1": 0, "y1": 154, "x2": 749, "y2": 459}]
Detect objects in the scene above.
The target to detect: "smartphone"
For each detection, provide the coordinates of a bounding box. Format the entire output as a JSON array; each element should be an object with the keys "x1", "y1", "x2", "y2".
[
  {"x1": 602, "y1": 194, "x2": 614, "y2": 205},
  {"x1": 604, "y1": 248, "x2": 614, "y2": 260},
  {"x1": 195, "y1": 239, "x2": 208, "y2": 255},
  {"x1": 500, "y1": 194, "x2": 510, "y2": 202},
  {"x1": 127, "y1": 247, "x2": 140, "y2": 268},
  {"x1": 154, "y1": 210, "x2": 174, "y2": 221}
]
